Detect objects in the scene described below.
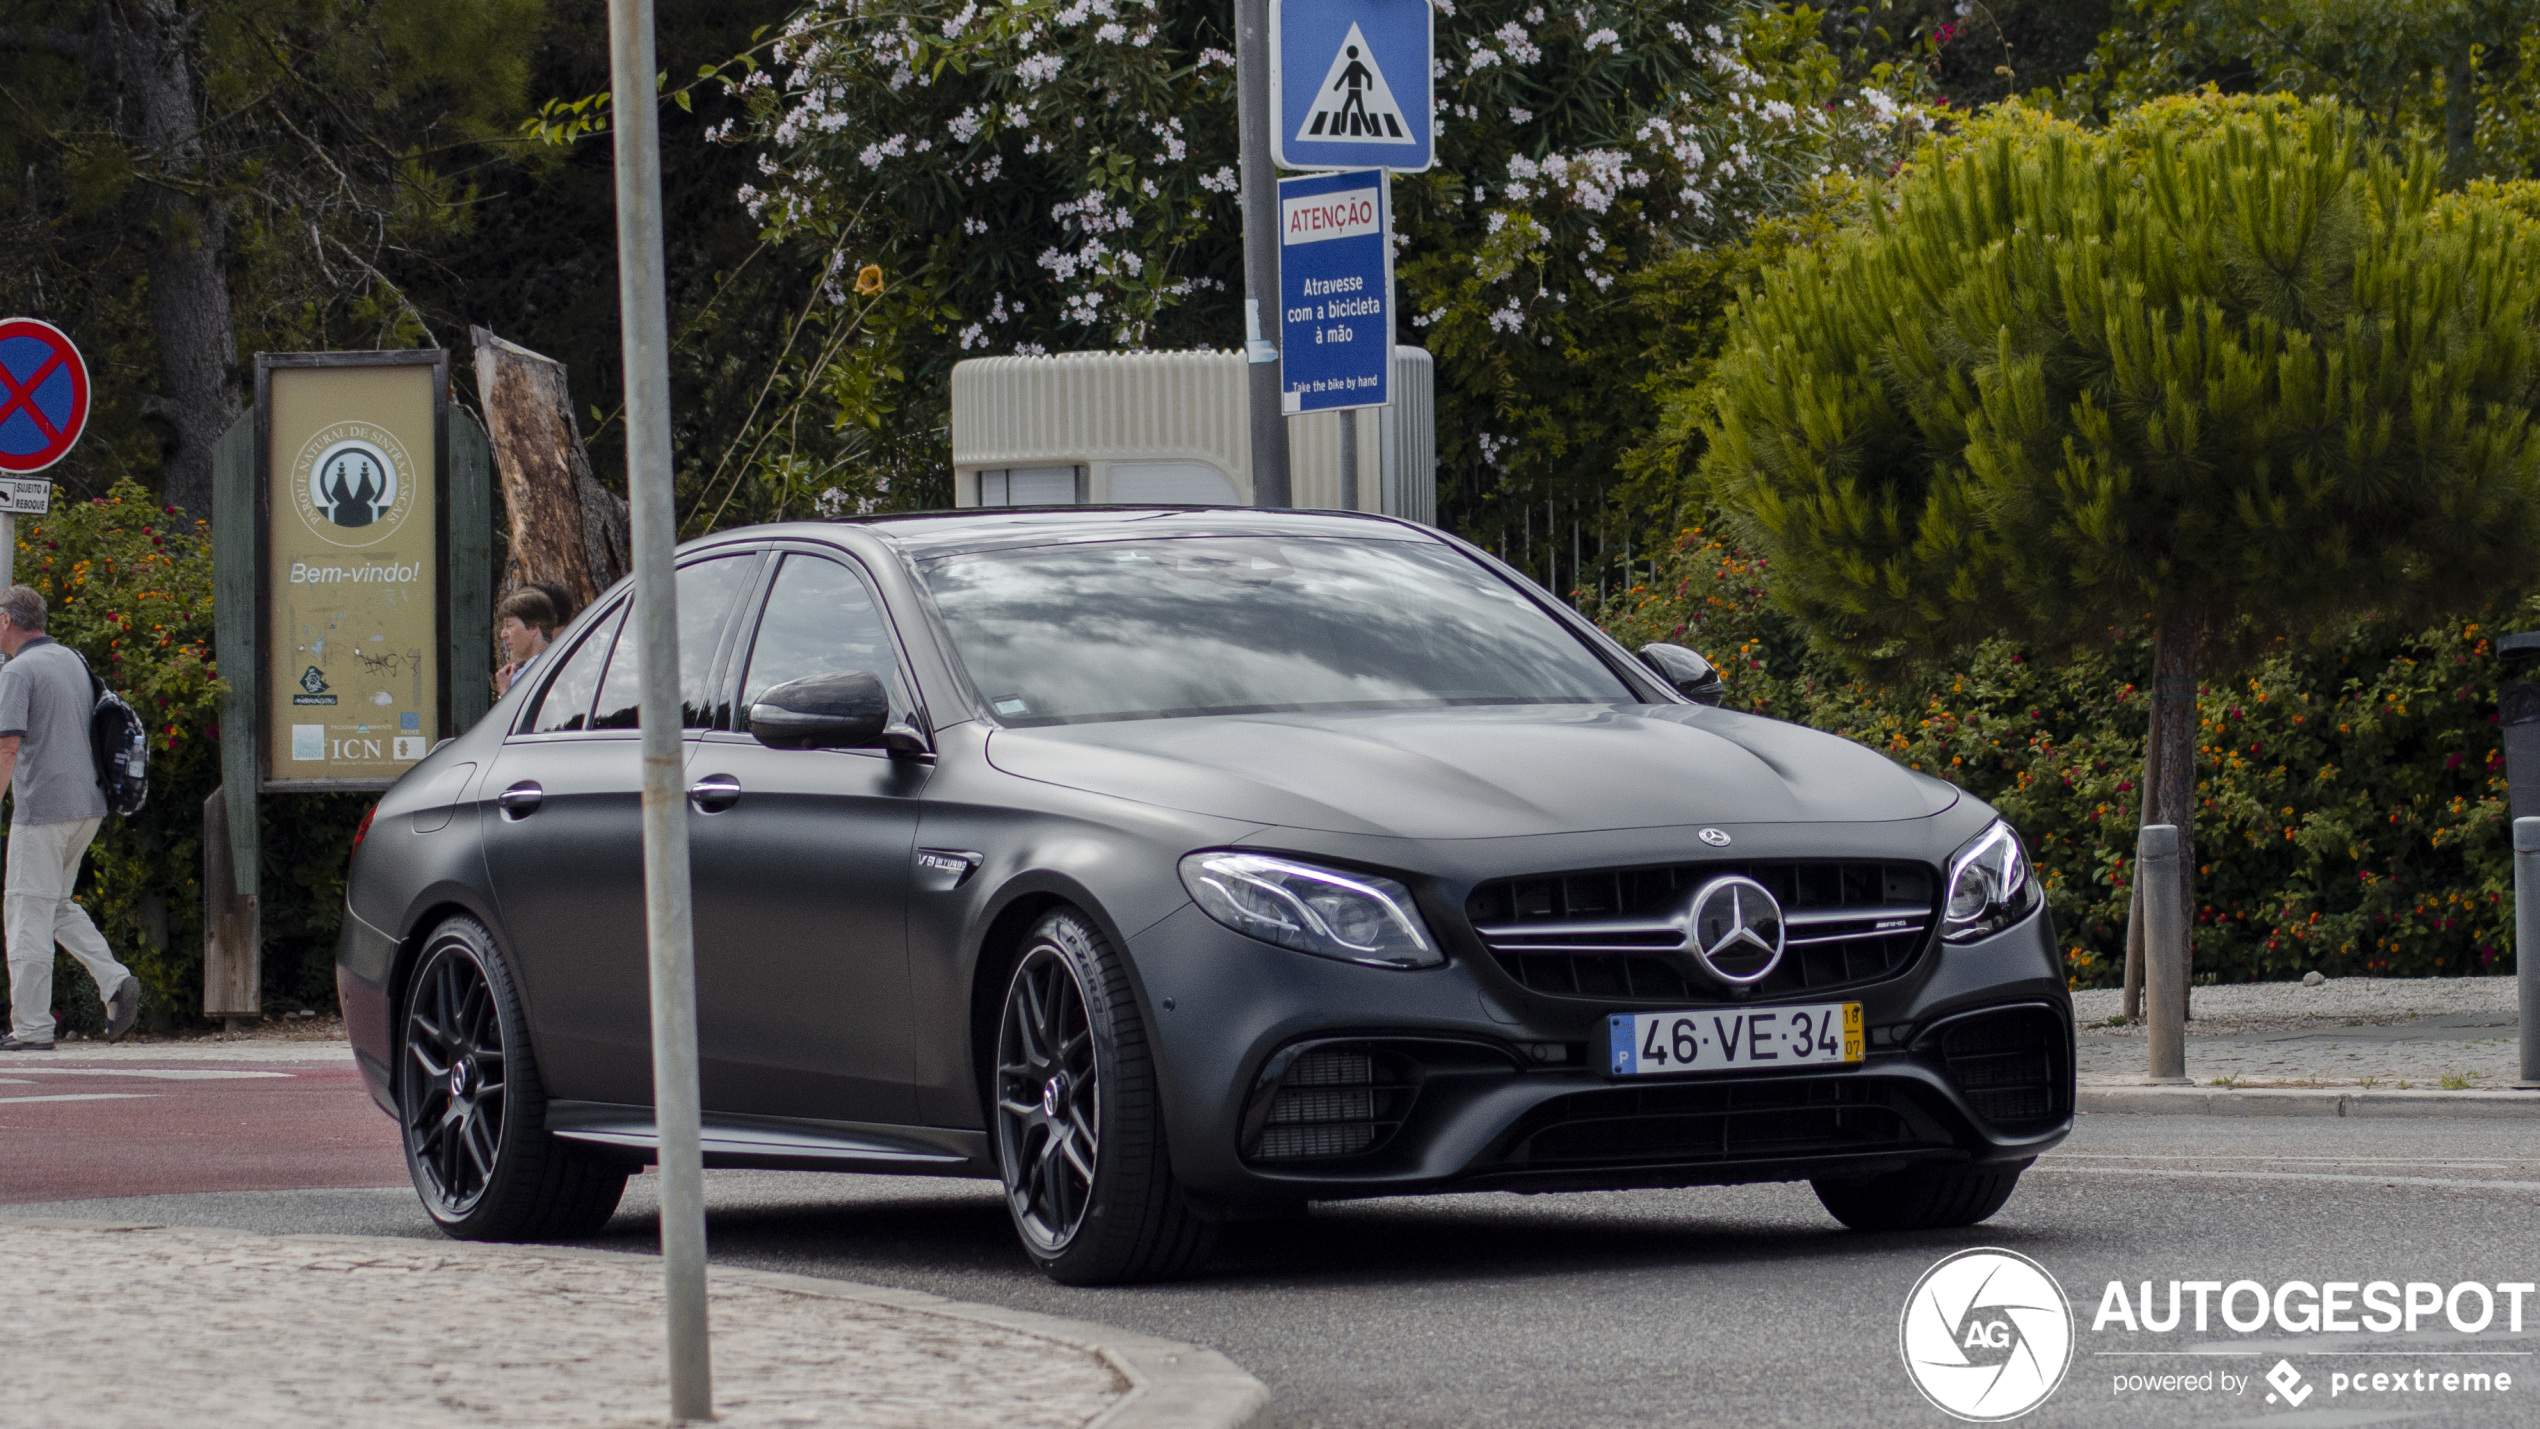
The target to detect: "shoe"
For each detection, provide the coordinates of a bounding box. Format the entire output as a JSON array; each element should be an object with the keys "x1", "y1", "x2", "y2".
[
  {"x1": 0, "y1": 1035, "x2": 55, "y2": 1051},
  {"x1": 105, "y1": 976, "x2": 140, "y2": 1044}
]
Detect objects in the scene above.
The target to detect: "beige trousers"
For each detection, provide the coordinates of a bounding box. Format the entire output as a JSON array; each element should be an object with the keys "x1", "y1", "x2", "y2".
[{"x1": 6, "y1": 817, "x2": 129, "y2": 1043}]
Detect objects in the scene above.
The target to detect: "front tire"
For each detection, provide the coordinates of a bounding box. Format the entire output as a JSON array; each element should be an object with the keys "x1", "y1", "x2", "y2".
[
  {"x1": 397, "y1": 916, "x2": 627, "y2": 1241},
  {"x1": 1812, "y1": 1160, "x2": 2028, "y2": 1232},
  {"x1": 992, "y1": 908, "x2": 1216, "y2": 1285}
]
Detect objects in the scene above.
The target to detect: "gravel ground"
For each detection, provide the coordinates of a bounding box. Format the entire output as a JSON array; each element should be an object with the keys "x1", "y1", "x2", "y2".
[
  {"x1": 0, "y1": 1221, "x2": 1125, "y2": 1429},
  {"x1": 2072, "y1": 974, "x2": 2526, "y2": 1087},
  {"x1": 2071, "y1": 974, "x2": 2519, "y2": 1030}
]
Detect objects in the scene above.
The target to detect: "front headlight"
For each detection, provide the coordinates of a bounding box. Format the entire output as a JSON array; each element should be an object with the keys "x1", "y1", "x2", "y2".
[
  {"x1": 1942, "y1": 820, "x2": 2040, "y2": 943},
  {"x1": 1177, "y1": 851, "x2": 1443, "y2": 969}
]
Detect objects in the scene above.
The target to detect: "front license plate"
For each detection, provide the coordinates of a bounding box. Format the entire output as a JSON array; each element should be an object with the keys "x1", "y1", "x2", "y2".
[{"x1": 1607, "y1": 1002, "x2": 1863, "y2": 1077}]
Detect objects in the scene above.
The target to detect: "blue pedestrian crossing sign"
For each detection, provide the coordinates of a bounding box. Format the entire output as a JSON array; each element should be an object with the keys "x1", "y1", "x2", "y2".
[
  {"x1": 1278, "y1": 169, "x2": 1392, "y2": 414},
  {"x1": 1272, "y1": 0, "x2": 1433, "y2": 172}
]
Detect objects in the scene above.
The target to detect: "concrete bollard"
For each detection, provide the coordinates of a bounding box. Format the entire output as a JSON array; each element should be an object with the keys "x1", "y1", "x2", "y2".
[
  {"x1": 2519, "y1": 818, "x2": 2540, "y2": 1089},
  {"x1": 2140, "y1": 823, "x2": 2188, "y2": 1083}
]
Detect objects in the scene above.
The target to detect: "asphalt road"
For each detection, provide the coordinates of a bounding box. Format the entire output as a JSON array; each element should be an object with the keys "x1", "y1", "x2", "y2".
[
  {"x1": 0, "y1": 1057, "x2": 400, "y2": 1202},
  {"x1": 8, "y1": 1099, "x2": 2537, "y2": 1429}
]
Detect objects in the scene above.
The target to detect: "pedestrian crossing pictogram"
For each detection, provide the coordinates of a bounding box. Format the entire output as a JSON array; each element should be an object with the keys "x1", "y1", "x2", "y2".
[{"x1": 1294, "y1": 24, "x2": 1415, "y2": 146}]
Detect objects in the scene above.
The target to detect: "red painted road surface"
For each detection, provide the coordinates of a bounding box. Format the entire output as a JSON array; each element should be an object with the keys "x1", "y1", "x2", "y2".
[{"x1": 0, "y1": 1060, "x2": 407, "y2": 1204}]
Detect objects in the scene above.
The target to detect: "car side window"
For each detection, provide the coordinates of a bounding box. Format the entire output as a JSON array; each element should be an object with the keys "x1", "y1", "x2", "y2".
[
  {"x1": 523, "y1": 603, "x2": 624, "y2": 734},
  {"x1": 592, "y1": 555, "x2": 761, "y2": 730},
  {"x1": 739, "y1": 554, "x2": 905, "y2": 715}
]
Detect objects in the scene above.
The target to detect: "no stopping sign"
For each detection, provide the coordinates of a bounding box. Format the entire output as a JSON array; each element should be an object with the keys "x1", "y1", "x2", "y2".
[{"x1": 0, "y1": 318, "x2": 90, "y2": 474}]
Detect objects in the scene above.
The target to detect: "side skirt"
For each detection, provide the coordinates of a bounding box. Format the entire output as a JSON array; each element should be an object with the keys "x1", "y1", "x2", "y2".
[{"x1": 545, "y1": 1101, "x2": 995, "y2": 1177}]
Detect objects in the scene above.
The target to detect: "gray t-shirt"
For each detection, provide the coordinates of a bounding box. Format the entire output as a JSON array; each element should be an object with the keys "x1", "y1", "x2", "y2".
[{"x1": 0, "y1": 637, "x2": 106, "y2": 825}]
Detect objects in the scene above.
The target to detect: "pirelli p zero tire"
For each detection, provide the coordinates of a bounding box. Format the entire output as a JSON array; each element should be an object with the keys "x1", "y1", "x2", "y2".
[
  {"x1": 1811, "y1": 1160, "x2": 2029, "y2": 1233},
  {"x1": 992, "y1": 907, "x2": 1217, "y2": 1286},
  {"x1": 397, "y1": 916, "x2": 628, "y2": 1241}
]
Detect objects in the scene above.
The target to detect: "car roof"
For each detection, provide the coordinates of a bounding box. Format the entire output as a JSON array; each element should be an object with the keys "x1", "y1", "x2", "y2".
[{"x1": 688, "y1": 506, "x2": 1447, "y2": 560}]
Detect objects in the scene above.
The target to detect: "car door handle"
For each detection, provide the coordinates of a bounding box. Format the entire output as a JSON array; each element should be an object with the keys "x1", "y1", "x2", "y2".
[
  {"x1": 496, "y1": 782, "x2": 543, "y2": 819},
  {"x1": 688, "y1": 774, "x2": 741, "y2": 813}
]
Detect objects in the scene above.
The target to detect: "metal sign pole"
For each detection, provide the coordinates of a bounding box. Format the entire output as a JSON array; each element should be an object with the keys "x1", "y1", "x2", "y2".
[
  {"x1": 1236, "y1": 0, "x2": 1292, "y2": 508},
  {"x1": 2517, "y1": 818, "x2": 2540, "y2": 1088},
  {"x1": 2139, "y1": 823, "x2": 2189, "y2": 1084},
  {"x1": 604, "y1": 0, "x2": 712, "y2": 1419}
]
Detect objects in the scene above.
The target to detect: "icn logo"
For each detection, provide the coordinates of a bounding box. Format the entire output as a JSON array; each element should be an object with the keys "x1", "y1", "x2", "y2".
[
  {"x1": 2264, "y1": 1360, "x2": 2313, "y2": 1407},
  {"x1": 1900, "y1": 1248, "x2": 2074, "y2": 1422}
]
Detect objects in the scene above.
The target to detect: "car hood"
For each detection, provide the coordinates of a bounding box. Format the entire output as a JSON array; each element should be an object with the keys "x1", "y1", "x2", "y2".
[{"x1": 984, "y1": 703, "x2": 1957, "y2": 839}]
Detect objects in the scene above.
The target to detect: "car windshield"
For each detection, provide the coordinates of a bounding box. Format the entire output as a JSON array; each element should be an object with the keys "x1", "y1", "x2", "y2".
[{"x1": 919, "y1": 534, "x2": 1638, "y2": 725}]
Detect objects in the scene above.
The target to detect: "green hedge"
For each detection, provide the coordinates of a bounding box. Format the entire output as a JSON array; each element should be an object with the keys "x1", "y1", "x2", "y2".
[{"x1": 1596, "y1": 529, "x2": 2522, "y2": 987}]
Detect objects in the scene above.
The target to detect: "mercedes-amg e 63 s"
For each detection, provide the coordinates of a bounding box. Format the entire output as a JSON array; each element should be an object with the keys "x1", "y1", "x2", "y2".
[{"x1": 338, "y1": 507, "x2": 2074, "y2": 1284}]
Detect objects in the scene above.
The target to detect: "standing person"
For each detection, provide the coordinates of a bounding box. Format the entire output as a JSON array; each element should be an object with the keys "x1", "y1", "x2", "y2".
[
  {"x1": 0, "y1": 585, "x2": 138, "y2": 1050},
  {"x1": 492, "y1": 587, "x2": 560, "y2": 697},
  {"x1": 532, "y1": 580, "x2": 577, "y2": 628}
]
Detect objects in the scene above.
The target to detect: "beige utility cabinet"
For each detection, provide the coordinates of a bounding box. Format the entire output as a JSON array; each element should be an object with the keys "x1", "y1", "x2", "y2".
[{"x1": 950, "y1": 346, "x2": 1435, "y2": 523}]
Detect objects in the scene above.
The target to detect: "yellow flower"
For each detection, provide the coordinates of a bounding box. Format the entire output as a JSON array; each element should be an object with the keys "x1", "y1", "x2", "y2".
[{"x1": 855, "y1": 264, "x2": 885, "y2": 295}]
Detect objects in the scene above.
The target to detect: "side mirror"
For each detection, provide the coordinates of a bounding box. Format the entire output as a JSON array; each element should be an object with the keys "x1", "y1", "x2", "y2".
[
  {"x1": 748, "y1": 671, "x2": 890, "y2": 749},
  {"x1": 1639, "y1": 643, "x2": 1724, "y2": 706}
]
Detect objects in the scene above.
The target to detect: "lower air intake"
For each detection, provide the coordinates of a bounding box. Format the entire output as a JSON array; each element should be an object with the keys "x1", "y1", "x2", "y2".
[
  {"x1": 1246, "y1": 1043, "x2": 1417, "y2": 1162},
  {"x1": 1938, "y1": 1006, "x2": 2069, "y2": 1133},
  {"x1": 1498, "y1": 1077, "x2": 1915, "y2": 1170}
]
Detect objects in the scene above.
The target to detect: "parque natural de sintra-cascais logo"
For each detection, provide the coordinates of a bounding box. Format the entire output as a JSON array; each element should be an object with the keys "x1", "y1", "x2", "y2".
[
  {"x1": 290, "y1": 421, "x2": 414, "y2": 549},
  {"x1": 1901, "y1": 1248, "x2": 2075, "y2": 1422}
]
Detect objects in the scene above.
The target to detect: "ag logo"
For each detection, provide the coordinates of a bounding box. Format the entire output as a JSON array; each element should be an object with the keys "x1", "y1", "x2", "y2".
[
  {"x1": 1900, "y1": 1247, "x2": 2072, "y2": 1422},
  {"x1": 290, "y1": 420, "x2": 415, "y2": 549}
]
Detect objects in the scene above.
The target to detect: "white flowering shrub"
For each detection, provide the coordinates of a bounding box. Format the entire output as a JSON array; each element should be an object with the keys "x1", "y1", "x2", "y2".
[{"x1": 728, "y1": 0, "x2": 1931, "y2": 540}]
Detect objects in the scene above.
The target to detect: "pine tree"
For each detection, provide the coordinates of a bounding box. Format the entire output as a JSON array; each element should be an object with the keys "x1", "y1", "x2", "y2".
[{"x1": 1703, "y1": 94, "x2": 2540, "y2": 982}]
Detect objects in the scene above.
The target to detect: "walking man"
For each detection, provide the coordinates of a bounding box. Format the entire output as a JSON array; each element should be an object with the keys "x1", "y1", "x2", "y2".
[{"x1": 0, "y1": 585, "x2": 138, "y2": 1049}]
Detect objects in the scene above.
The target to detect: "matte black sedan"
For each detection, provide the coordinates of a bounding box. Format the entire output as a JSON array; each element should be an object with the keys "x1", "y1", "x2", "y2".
[{"x1": 339, "y1": 507, "x2": 2073, "y2": 1284}]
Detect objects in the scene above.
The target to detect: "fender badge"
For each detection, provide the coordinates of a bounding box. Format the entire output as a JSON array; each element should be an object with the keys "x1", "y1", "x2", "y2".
[
  {"x1": 914, "y1": 849, "x2": 983, "y2": 891},
  {"x1": 1697, "y1": 827, "x2": 1732, "y2": 847}
]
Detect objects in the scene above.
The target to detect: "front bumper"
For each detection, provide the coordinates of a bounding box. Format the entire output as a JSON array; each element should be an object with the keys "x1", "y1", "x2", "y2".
[{"x1": 1126, "y1": 900, "x2": 2072, "y2": 1205}]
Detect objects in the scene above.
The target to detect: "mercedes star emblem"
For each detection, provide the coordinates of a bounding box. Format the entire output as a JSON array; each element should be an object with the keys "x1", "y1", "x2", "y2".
[
  {"x1": 1686, "y1": 874, "x2": 1786, "y2": 985},
  {"x1": 1697, "y1": 827, "x2": 1731, "y2": 847}
]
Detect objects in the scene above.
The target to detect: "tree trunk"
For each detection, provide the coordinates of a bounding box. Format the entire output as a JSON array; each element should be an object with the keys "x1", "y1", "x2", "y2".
[
  {"x1": 2147, "y1": 615, "x2": 2203, "y2": 1015},
  {"x1": 2445, "y1": 50, "x2": 2478, "y2": 184},
  {"x1": 101, "y1": 0, "x2": 239, "y2": 521},
  {"x1": 471, "y1": 327, "x2": 630, "y2": 614}
]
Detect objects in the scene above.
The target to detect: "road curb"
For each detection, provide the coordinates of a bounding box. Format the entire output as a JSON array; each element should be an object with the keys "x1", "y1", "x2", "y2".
[
  {"x1": 2079, "y1": 1085, "x2": 2540, "y2": 1118},
  {"x1": 11, "y1": 1217, "x2": 1272, "y2": 1429}
]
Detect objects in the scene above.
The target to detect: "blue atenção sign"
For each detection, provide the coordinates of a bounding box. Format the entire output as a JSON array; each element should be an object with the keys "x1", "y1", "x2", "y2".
[{"x1": 1278, "y1": 169, "x2": 1391, "y2": 415}]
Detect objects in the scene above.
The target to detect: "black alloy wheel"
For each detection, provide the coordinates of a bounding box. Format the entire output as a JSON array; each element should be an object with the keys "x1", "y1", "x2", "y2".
[
  {"x1": 991, "y1": 908, "x2": 1216, "y2": 1284},
  {"x1": 996, "y1": 944, "x2": 1101, "y2": 1252},
  {"x1": 397, "y1": 916, "x2": 627, "y2": 1240},
  {"x1": 404, "y1": 938, "x2": 507, "y2": 1215}
]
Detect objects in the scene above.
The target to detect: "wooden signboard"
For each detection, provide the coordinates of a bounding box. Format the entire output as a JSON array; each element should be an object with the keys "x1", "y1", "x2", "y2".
[
  {"x1": 255, "y1": 351, "x2": 448, "y2": 792},
  {"x1": 207, "y1": 349, "x2": 490, "y2": 1018}
]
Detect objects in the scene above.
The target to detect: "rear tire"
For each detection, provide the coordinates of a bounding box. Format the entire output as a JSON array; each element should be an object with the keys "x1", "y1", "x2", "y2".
[
  {"x1": 992, "y1": 907, "x2": 1217, "y2": 1285},
  {"x1": 397, "y1": 916, "x2": 627, "y2": 1241},
  {"x1": 1812, "y1": 1160, "x2": 2028, "y2": 1232}
]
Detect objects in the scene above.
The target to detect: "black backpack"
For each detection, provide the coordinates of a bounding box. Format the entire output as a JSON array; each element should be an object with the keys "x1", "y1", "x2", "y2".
[{"x1": 69, "y1": 651, "x2": 147, "y2": 817}]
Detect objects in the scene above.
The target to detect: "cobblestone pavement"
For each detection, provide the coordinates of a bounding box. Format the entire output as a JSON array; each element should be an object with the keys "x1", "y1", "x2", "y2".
[
  {"x1": 0, "y1": 1220, "x2": 1124, "y2": 1429},
  {"x1": 2072, "y1": 975, "x2": 2525, "y2": 1087}
]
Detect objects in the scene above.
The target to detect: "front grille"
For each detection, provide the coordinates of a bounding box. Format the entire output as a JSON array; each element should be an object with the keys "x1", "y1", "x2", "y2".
[
  {"x1": 1469, "y1": 860, "x2": 1935, "y2": 1000},
  {"x1": 1938, "y1": 1007, "x2": 2068, "y2": 1132},
  {"x1": 1246, "y1": 1044, "x2": 1418, "y2": 1161},
  {"x1": 1498, "y1": 1077, "x2": 1915, "y2": 1169}
]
